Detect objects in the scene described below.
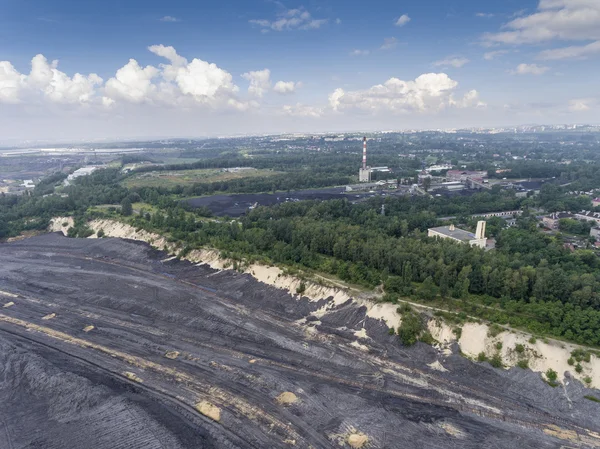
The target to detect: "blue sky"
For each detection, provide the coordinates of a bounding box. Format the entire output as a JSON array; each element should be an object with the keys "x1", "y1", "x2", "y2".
[{"x1": 1, "y1": 0, "x2": 599, "y2": 141}]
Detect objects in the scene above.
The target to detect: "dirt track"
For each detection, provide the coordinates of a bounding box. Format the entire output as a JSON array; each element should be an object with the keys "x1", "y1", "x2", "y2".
[{"x1": 1, "y1": 233, "x2": 600, "y2": 448}]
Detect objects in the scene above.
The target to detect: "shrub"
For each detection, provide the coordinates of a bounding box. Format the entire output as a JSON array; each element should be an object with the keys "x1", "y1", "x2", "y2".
[
  {"x1": 97, "y1": 229, "x2": 105, "y2": 238},
  {"x1": 420, "y1": 332, "x2": 435, "y2": 346},
  {"x1": 568, "y1": 357, "x2": 575, "y2": 366},
  {"x1": 517, "y1": 359, "x2": 529, "y2": 369},
  {"x1": 495, "y1": 342, "x2": 503, "y2": 351},
  {"x1": 515, "y1": 344, "x2": 525, "y2": 354},
  {"x1": 546, "y1": 368, "x2": 558, "y2": 382},
  {"x1": 584, "y1": 376, "x2": 592, "y2": 385},
  {"x1": 529, "y1": 337, "x2": 537, "y2": 344},
  {"x1": 398, "y1": 312, "x2": 423, "y2": 346},
  {"x1": 296, "y1": 282, "x2": 306, "y2": 294},
  {"x1": 488, "y1": 324, "x2": 503, "y2": 338},
  {"x1": 490, "y1": 353, "x2": 503, "y2": 368},
  {"x1": 452, "y1": 327, "x2": 462, "y2": 339},
  {"x1": 585, "y1": 395, "x2": 600, "y2": 403},
  {"x1": 397, "y1": 303, "x2": 412, "y2": 315},
  {"x1": 477, "y1": 352, "x2": 487, "y2": 362},
  {"x1": 575, "y1": 363, "x2": 583, "y2": 374},
  {"x1": 388, "y1": 328, "x2": 396, "y2": 336}
]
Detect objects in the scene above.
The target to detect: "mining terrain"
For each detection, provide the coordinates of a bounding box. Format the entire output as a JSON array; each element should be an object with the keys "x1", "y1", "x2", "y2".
[{"x1": 1, "y1": 233, "x2": 600, "y2": 448}]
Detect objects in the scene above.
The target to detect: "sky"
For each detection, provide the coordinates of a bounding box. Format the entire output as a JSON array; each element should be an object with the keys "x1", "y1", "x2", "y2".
[{"x1": 0, "y1": 0, "x2": 599, "y2": 141}]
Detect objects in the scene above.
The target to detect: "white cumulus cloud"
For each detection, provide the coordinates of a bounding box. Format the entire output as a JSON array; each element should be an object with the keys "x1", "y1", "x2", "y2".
[
  {"x1": 273, "y1": 81, "x2": 299, "y2": 94},
  {"x1": 395, "y1": 14, "x2": 411, "y2": 27},
  {"x1": 0, "y1": 61, "x2": 26, "y2": 103},
  {"x1": 510, "y1": 63, "x2": 550, "y2": 75},
  {"x1": 328, "y1": 73, "x2": 483, "y2": 113},
  {"x1": 241, "y1": 69, "x2": 271, "y2": 98},
  {"x1": 281, "y1": 103, "x2": 323, "y2": 117},
  {"x1": 105, "y1": 59, "x2": 159, "y2": 103}
]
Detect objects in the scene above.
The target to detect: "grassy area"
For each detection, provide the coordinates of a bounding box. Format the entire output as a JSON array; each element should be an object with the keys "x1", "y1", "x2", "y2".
[{"x1": 122, "y1": 168, "x2": 280, "y2": 189}]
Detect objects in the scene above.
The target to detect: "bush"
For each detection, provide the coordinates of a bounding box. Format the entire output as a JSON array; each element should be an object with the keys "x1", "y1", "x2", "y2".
[
  {"x1": 398, "y1": 312, "x2": 423, "y2": 346},
  {"x1": 515, "y1": 344, "x2": 525, "y2": 354},
  {"x1": 568, "y1": 357, "x2": 575, "y2": 366},
  {"x1": 575, "y1": 363, "x2": 583, "y2": 374},
  {"x1": 477, "y1": 352, "x2": 487, "y2": 362},
  {"x1": 420, "y1": 332, "x2": 435, "y2": 346},
  {"x1": 495, "y1": 342, "x2": 503, "y2": 351},
  {"x1": 397, "y1": 303, "x2": 412, "y2": 315},
  {"x1": 517, "y1": 359, "x2": 529, "y2": 369},
  {"x1": 488, "y1": 324, "x2": 503, "y2": 338},
  {"x1": 529, "y1": 337, "x2": 537, "y2": 344},
  {"x1": 388, "y1": 328, "x2": 395, "y2": 336},
  {"x1": 584, "y1": 376, "x2": 592, "y2": 385},
  {"x1": 490, "y1": 353, "x2": 503, "y2": 368},
  {"x1": 546, "y1": 368, "x2": 558, "y2": 382},
  {"x1": 296, "y1": 282, "x2": 306, "y2": 294},
  {"x1": 585, "y1": 395, "x2": 600, "y2": 403},
  {"x1": 452, "y1": 327, "x2": 462, "y2": 339},
  {"x1": 97, "y1": 229, "x2": 105, "y2": 238}
]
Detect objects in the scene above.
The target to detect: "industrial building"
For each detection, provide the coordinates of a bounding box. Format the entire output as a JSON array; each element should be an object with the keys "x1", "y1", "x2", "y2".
[
  {"x1": 591, "y1": 227, "x2": 600, "y2": 239},
  {"x1": 428, "y1": 221, "x2": 487, "y2": 248}
]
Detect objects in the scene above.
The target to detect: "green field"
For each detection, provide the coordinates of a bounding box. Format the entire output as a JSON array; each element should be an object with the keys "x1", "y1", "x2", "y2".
[{"x1": 122, "y1": 168, "x2": 279, "y2": 188}]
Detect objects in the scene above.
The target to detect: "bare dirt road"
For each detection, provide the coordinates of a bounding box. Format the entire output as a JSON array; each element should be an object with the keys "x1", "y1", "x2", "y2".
[{"x1": 1, "y1": 233, "x2": 599, "y2": 448}]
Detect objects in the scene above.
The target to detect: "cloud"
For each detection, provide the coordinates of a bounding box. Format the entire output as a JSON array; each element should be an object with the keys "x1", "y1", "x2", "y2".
[
  {"x1": 483, "y1": 50, "x2": 509, "y2": 60},
  {"x1": 160, "y1": 16, "x2": 180, "y2": 22},
  {"x1": 249, "y1": 7, "x2": 327, "y2": 32},
  {"x1": 510, "y1": 63, "x2": 550, "y2": 75},
  {"x1": 538, "y1": 40, "x2": 600, "y2": 59},
  {"x1": 281, "y1": 103, "x2": 323, "y2": 117},
  {"x1": 569, "y1": 98, "x2": 598, "y2": 112},
  {"x1": 0, "y1": 61, "x2": 26, "y2": 103},
  {"x1": 273, "y1": 81, "x2": 300, "y2": 94},
  {"x1": 350, "y1": 49, "x2": 370, "y2": 56},
  {"x1": 148, "y1": 44, "x2": 188, "y2": 66},
  {"x1": 241, "y1": 69, "x2": 271, "y2": 97},
  {"x1": 105, "y1": 59, "x2": 159, "y2": 103},
  {"x1": 395, "y1": 14, "x2": 411, "y2": 27},
  {"x1": 476, "y1": 12, "x2": 495, "y2": 18},
  {"x1": 328, "y1": 73, "x2": 484, "y2": 114},
  {"x1": 336, "y1": 18, "x2": 342, "y2": 25},
  {"x1": 0, "y1": 55, "x2": 102, "y2": 105},
  {"x1": 432, "y1": 57, "x2": 470, "y2": 68},
  {"x1": 381, "y1": 37, "x2": 398, "y2": 50},
  {"x1": 483, "y1": 0, "x2": 600, "y2": 45}
]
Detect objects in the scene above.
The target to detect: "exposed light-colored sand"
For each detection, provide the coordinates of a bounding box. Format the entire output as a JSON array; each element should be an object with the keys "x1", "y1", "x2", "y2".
[
  {"x1": 350, "y1": 341, "x2": 369, "y2": 352},
  {"x1": 195, "y1": 401, "x2": 221, "y2": 422},
  {"x1": 164, "y1": 351, "x2": 180, "y2": 360},
  {"x1": 354, "y1": 328, "x2": 369, "y2": 340},
  {"x1": 347, "y1": 432, "x2": 369, "y2": 448},
  {"x1": 42, "y1": 313, "x2": 56, "y2": 320},
  {"x1": 0, "y1": 290, "x2": 18, "y2": 298},
  {"x1": 3, "y1": 302, "x2": 15, "y2": 308},
  {"x1": 123, "y1": 371, "x2": 143, "y2": 383},
  {"x1": 276, "y1": 392, "x2": 298, "y2": 406},
  {"x1": 49, "y1": 217, "x2": 74, "y2": 234},
  {"x1": 428, "y1": 361, "x2": 448, "y2": 372},
  {"x1": 83, "y1": 325, "x2": 94, "y2": 333},
  {"x1": 359, "y1": 300, "x2": 402, "y2": 330}
]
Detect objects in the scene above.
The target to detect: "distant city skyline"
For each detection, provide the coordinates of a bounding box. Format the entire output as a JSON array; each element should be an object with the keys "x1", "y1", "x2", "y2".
[{"x1": 1, "y1": 0, "x2": 599, "y2": 140}]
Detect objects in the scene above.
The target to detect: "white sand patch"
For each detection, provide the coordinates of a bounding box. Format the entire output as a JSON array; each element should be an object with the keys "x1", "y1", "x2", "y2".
[
  {"x1": 0, "y1": 290, "x2": 18, "y2": 298},
  {"x1": 3, "y1": 302, "x2": 15, "y2": 308},
  {"x1": 354, "y1": 328, "x2": 369, "y2": 340},
  {"x1": 350, "y1": 341, "x2": 369, "y2": 352},
  {"x1": 49, "y1": 217, "x2": 74, "y2": 234},
  {"x1": 358, "y1": 300, "x2": 402, "y2": 330},
  {"x1": 428, "y1": 360, "x2": 448, "y2": 372},
  {"x1": 428, "y1": 319, "x2": 455, "y2": 345},
  {"x1": 458, "y1": 323, "x2": 488, "y2": 356}
]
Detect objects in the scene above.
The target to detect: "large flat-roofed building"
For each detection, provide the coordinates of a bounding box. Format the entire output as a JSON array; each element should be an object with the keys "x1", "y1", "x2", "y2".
[{"x1": 428, "y1": 221, "x2": 487, "y2": 248}]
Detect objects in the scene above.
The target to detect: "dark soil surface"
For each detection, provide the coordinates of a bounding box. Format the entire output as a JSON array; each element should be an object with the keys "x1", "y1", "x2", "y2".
[{"x1": 1, "y1": 233, "x2": 599, "y2": 448}]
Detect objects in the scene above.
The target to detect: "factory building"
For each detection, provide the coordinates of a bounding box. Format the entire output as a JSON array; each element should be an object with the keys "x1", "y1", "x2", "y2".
[{"x1": 428, "y1": 221, "x2": 487, "y2": 248}]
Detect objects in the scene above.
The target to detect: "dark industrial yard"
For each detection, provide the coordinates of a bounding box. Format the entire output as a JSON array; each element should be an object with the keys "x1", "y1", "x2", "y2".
[{"x1": 1, "y1": 234, "x2": 599, "y2": 448}]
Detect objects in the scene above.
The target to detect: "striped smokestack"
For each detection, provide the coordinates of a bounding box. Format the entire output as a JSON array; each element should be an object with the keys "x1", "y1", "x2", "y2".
[{"x1": 362, "y1": 136, "x2": 367, "y2": 171}]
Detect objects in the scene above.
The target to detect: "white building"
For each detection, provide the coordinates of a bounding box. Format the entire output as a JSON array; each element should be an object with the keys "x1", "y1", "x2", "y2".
[
  {"x1": 428, "y1": 221, "x2": 487, "y2": 248},
  {"x1": 65, "y1": 166, "x2": 98, "y2": 185}
]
